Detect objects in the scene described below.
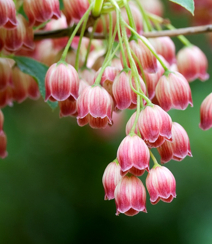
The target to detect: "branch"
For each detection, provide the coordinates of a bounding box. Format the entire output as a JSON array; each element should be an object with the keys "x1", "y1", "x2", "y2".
[{"x1": 34, "y1": 24, "x2": 212, "y2": 41}]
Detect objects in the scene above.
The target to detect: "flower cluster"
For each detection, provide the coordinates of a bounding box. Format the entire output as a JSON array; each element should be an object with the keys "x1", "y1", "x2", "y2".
[{"x1": 0, "y1": 0, "x2": 211, "y2": 217}]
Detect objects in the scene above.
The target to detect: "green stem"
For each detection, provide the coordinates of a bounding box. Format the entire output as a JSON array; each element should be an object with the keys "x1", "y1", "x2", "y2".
[
  {"x1": 135, "y1": 0, "x2": 152, "y2": 32},
  {"x1": 149, "y1": 150, "x2": 160, "y2": 168},
  {"x1": 75, "y1": 13, "x2": 90, "y2": 71},
  {"x1": 116, "y1": 9, "x2": 128, "y2": 69},
  {"x1": 83, "y1": 21, "x2": 97, "y2": 68},
  {"x1": 122, "y1": 0, "x2": 136, "y2": 30},
  {"x1": 94, "y1": 43, "x2": 120, "y2": 86},
  {"x1": 60, "y1": 3, "x2": 93, "y2": 62},
  {"x1": 167, "y1": 24, "x2": 192, "y2": 46},
  {"x1": 114, "y1": 158, "x2": 119, "y2": 165},
  {"x1": 92, "y1": 0, "x2": 104, "y2": 17},
  {"x1": 122, "y1": 20, "x2": 169, "y2": 71}
]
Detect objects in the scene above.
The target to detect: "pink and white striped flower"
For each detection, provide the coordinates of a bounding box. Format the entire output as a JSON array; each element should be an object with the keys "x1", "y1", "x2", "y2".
[
  {"x1": 146, "y1": 165, "x2": 176, "y2": 205},
  {"x1": 155, "y1": 71, "x2": 193, "y2": 111},
  {"x1": 102, "y1": 161, "x2": 122, "y2": 200},
  {"x1": 45, "y1": 63, "x2": 79, "y2": 102},
  {"x1": 117, "y1": 134, "x2": 150, "y2": 176},
  {"x1": 177, "y1": 45, "x2": 209, "y2": 82},
  {"x1": 77, "y1": 85, "x2": 113, "y2": 129},
  {"x1": 157, "y1": 122, "x2": 192, "y2": 163},
  {"x1": 122, "y1": 37, "x2": 158, "y2": 73},
  {"x1": 115, "y1": 175, "x2": 147, "y2": 216},
  {"x1": 149, "y1": 37, "x2": 176, "y2": 65},
  {"x1": 199, "y1": 93, "x2": 212, "y2": 130},
  {"x1": 24, "y1": 0, "x2": 61, "y2": 26},
  {"x1": 0, "y1": 14, "x2": 34, "y2": 52},
  {"x1": 0, "y1": 0, "x2": 17, "y2": 29},
  {"x1": 63, "y1": 0, "x2": 89, "y2": 23},
  {"x1": 112, "y1": 71, "x2": 146, "y2": 110}
]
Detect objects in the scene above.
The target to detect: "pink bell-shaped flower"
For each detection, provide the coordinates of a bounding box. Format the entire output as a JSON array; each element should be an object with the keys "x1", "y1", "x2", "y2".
[
  {"x1": 146, "y1": 165, "x2": 176, "y2": 205},
  {"x1": 102, "y1": 161, "x2": 122, "y2": 200},
  {"x1": 112, "y1": 71, "x2": 146, "y2": 110},
  {"x1": 24, "y1": 0, "x2": 61, "y2": 26},
  {"x1": 63, "y1": 0, "x2": 89, "y2": 23},
  {"x1": 0, "y1": 14, "x2": 34, "y2": 52},
  {"x1": 0, "y1": 86, "x2": 13, "y2": 108},
  {"x1": 0, "y1": 0, "x2": 17, "y2": 29},
  {"x1": 177, "y1": 45, "x2": 209, "y2": 82},
  {"x1": 115, "y1": 175, "x2": 147, "y2": 216},
  {"x1": 122, "y1": 37, "x2": 158, "y2": 73},
  {"x1": 199, "y1": 93, "x2": 212, "y2": 130},
  {"x1": 155, "y1": 71, "x2": 193, "y2": 111},
  {"x1": 77, "y1": 85, "x2": 113, "y2": 129},
  {"x1": 138, "y1": 104, "x2": 172, "y2": 143},
  {"x1": 157, "y1": 122, "x2": 192, "y2": 163},
  {"x1": 45, "y1": 62, "x2": 79, "y2": 102},
  {"x1": 149, "y1": 37, "x2": 176, "y2": 65},
  {"x1": 117, "y1": 134, "x2": 150, "y2": 176}
]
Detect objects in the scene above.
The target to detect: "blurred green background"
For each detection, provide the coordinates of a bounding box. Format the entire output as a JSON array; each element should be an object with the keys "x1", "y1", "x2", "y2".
[{"x1": 1, "y1": 4, "x2": 212, "y2": 244}]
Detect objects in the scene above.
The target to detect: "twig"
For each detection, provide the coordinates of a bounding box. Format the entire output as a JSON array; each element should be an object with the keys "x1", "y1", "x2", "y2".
[{"x1": 34, "y1": 24, "x2": 212, "y2": 41}]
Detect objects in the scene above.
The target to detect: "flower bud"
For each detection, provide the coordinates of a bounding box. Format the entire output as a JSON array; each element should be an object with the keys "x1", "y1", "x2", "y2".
[
  {"x1": 0, "y1": 0, "x2": 17, "y2": 29},
  {"x1": 123, "y1": 37, "x2": 158, "y2": 73},
  {"x1": 146, "y1": 165, "x2": 176, "y2": 205},
  {"x1": 0, "y1": 131, "x2": 7, "y2": 158},
  {"x1": 24, "y1": 0, "x2": 61, "y2": 26},
  {"x1": 77, "y1": 86, "x2": 113, "y2": 129},
  {"x1": 115, "y1": 175, "x2": 147, "y2": 216},
  {"x1": 199, "y1": 93, "x2": 212, "y2": 130},
  {"x1": 102, "y1": 161, "x2": 122, "y2": 200},
  {"x1": 149, "y1": 37, "x2": 176, "y2": 65},
  {"x1": 117, "y1": 134, "x2": 150, "y2": 176},
  {"x1": 45, "y1": 63, "x2": 79, "y2": 102},
  {"x1": 138, "y1": 104, "x2": 172, "y2": 142},
  {"x1": 155, "y1": 71, "x2": 193, "y2": 111},
  {"x1": 157, "y1": 122, "x2": 192, "y2": 163},
  {"x1": 112, "y1": 71, "x2": 146, "y2": 110},
  {"x1": 177, "y1": 45, "x2": 209, "y2": 82}
]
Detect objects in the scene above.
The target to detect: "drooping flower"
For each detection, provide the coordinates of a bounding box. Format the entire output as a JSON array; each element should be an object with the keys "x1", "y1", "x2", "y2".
[
  {"x1": 146, "y1": 165, "x2": 176, "y2": 205},
  {"x1": 199, "y1": 93, "x2": 212, "y2": 130},
  {"x1": 45, "y1": 62, "x2": 79, "y2": 102},
  {"x1": 24, "y1": 0, "x2": 61, "y2": 26},
  {"x1": 155, "y1": 71, "x2": 193, "y2": 111},
  {"x1": 77, "y1": 85, "x2": 113, "y2": 129},
  {"x1": 117, "y1": 134, "x2": 150, "y2": 176},
  {"x1": 177, "y1": 45, "x2": 209, "y2": 82},
  {"x1": 0, "y1": 0, "x2": 17, "y2": 29},
  {"x1": 115, "y1": 175, "x2": 147, "y2": 216},
  {"x1": 102, "y1": 161, "x2": 122, "y2": 200},
  {"x1": 157, "y1": 122, "x2": 192, "y2": 163}
]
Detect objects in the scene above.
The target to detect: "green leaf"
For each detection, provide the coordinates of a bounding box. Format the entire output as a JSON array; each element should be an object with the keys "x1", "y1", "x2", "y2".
[
  {"x1": 169, "y1": 0, "x2": 195, "y2": 15},
  {"x1": 59, "y1": 0, "x2": 64, "y2": 9},
  {"x1": 13, "y1": 56, "x2": 58, "y2": 110}
]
